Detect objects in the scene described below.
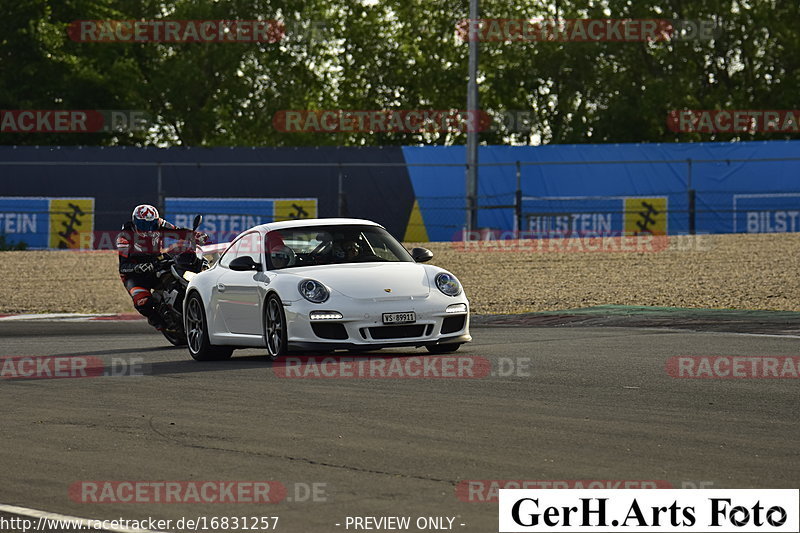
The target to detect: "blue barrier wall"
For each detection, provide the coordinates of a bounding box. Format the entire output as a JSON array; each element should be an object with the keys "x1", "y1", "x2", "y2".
[{"x1": 403, "y1": 141, "x2": 800, "y2": 241}]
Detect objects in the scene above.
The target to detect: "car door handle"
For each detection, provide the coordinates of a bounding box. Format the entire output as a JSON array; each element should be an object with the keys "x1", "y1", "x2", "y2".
[{"x1": 216, "y1": 283, "x2": 226, "y2": 292}]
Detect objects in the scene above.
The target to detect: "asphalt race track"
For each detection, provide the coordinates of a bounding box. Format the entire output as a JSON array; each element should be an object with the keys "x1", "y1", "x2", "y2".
[{"x1": 0, "y1": 319, "x2": 798, "y2": 533}]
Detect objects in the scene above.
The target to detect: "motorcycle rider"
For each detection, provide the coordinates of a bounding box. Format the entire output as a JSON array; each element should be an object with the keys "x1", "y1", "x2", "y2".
[{"x1": 117, "y1": 204, "x2": 207, "y2": 330}]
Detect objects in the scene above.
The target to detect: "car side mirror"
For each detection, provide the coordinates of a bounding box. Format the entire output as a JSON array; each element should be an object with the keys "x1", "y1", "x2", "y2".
[
  {"x1": 229, "y1": 256, "x2": 262, "y2": 271},
  {"x1": 192, "y1": 215, "x2": 203, "y2": 231},
  {"x1": 410, "y1": 247, "x2": 433, "y2": 263}
]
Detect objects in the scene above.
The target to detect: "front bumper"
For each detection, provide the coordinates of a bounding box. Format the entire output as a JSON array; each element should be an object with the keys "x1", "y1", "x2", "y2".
[
  {"x1": 289, "y1": 333, "x2": 472, "y2": 352},
  {"x1": 283, "y1": 296, "x2": 471, "y2": 350}
]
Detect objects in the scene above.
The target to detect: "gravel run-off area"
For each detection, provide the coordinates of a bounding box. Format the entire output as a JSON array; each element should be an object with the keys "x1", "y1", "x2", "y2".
[{"x1": 0, "y1": 233, "x2": 797, "y2": 315}]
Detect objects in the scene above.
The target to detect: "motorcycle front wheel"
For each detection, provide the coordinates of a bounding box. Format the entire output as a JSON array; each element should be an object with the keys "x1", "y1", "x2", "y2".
[{"x1": 161, "y1": 328, "x2": 187, "y2": 346}]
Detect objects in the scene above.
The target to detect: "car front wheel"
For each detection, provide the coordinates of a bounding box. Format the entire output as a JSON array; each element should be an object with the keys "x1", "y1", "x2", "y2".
[{"x1": 264, "y1": 293, "x2": 288, "y2": 359}]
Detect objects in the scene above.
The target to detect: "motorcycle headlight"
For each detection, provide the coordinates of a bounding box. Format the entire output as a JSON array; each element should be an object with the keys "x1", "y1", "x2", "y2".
[
  {"x1": 435, "y1": 272, "x2": 462, "y2": 297},
  {"x1": 298, "y1": 279, "x2": 330, "y2": 303}
]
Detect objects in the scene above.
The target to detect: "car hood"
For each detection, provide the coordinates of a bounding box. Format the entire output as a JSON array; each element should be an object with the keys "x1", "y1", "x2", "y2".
[{"x1": 282, "y1": 262, "x2": 431, "y2": 300}]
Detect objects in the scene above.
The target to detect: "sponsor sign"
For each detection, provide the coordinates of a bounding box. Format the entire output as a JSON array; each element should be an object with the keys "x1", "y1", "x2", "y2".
[
  {"x1": 525, "y1": 196, "x2": 668, "y2": 237},
  {"x1": 274, "y1": 199, "x2": 316, "y2": 222},
  {"x1": 0, "y1": 197, "x2": 94, "y2": 249},
  {"x1": 733, "y1": 194, "x2": 800, "y2": 233},
  {"x1": 165, "y1": 197, "x2": 317, "y2": 243},
  {"x1": 624, "y1": 197, "x2": 668, "y2": 236},
  {"x1": 49, "y1": 198, "x2": 95, "y2": 248}
]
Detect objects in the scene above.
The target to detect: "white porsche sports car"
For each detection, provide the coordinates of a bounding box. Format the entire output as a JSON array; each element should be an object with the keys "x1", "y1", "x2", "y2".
[{"x1": 183, "y1": 218, "x2": 471, "y2": 360}]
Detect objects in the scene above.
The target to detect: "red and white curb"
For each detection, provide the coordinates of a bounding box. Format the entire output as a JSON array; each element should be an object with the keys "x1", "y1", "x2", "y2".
[{"x1": 0, "y1": 313, "x2": 144, "y2": 322}]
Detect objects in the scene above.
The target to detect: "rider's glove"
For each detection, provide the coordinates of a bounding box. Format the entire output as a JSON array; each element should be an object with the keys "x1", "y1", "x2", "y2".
[
  {"x1": 194, "y1": 231, "x2": 209, "y2": 245},
  {"x1": 133, "y1": 262, "x2": 154, "y2": 275}
]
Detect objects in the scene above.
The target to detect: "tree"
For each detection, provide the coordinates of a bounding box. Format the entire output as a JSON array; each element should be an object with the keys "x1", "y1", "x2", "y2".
[{"x1": 0, "y1": 0, "x2": 796, "y2": 146}]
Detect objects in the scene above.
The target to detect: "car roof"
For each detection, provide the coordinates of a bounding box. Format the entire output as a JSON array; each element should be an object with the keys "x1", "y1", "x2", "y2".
[{"x1": 254, "y1": 218, "x2": 383, "y2": 233}]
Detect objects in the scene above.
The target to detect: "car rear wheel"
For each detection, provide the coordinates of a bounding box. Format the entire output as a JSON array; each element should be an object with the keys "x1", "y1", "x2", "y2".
[
  {"x1": 264, "y1": 294, "x2": 288, "y2": 359},
  {"x1": 426, "y1": 343, "x2": 462, "y2": 354},
  {"x1": 186, "y1": 293, "x2": 233, "y2": 361}
]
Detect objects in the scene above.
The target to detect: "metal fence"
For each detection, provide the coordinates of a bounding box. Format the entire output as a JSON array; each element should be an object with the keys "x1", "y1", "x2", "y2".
[
  {"x1": 416, "y1": 156, "x2": 800, "y2": 237},
  {"x1": 2, "y1": 156, "x2": 800, "y2": 244}
]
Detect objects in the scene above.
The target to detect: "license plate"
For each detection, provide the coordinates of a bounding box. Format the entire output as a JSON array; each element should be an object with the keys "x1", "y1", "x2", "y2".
[{"x1": 382, "y1": 312, "x2": 416, "y2": 324}]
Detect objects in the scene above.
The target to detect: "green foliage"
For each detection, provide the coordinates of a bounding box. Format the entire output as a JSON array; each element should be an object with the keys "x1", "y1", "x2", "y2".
[
  {"x1": 0, "y1": 0, "x2": 796, "y2": 146},
  {"x1": 0, "y1": 234, "x2": 28, "y2": 250}
]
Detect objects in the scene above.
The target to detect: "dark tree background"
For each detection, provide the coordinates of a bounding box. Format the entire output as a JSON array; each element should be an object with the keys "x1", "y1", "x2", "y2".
[{"x1": 0, "y1": 0, "x2": 796, "y2": 146}]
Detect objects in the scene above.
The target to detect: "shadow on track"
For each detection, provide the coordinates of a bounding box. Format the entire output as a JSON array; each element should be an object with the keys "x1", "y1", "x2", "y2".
[
  {"x1": 48, "y1": 345, "x2": 181, "y2": 358},
  {"x1": 144, "y1": 350, "x2": 443, "y2": 377}
]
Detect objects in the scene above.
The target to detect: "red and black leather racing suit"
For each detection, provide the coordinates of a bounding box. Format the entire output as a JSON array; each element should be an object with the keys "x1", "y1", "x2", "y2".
[{"x1": 116, "y1": 218, "x2": 192, "y2": 327}]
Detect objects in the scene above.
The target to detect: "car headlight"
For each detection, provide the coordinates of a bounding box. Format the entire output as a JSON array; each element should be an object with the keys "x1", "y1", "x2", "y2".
[
  {"x1": 298, "y1": 279, "x2": 330, "y2": 303},
  {"x1": 182, "y1": 271, "x2": 197, "y2": 282},
  {"x1": 435, "y1": 272, "x2": 462, "y2": 297}
]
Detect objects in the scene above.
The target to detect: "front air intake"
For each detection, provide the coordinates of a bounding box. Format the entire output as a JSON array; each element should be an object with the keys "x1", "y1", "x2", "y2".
[
  {"x1": 311, "y1": 322, "x2": 348, "y2": 340},
  {"x1": 368, "y1": 325, "x2": 426, "y2": 340}
]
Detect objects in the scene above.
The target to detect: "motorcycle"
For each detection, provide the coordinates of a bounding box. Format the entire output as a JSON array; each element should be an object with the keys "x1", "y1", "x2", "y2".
[{"x1": 149, "y1": 215, "x2": 208, "y2": 346}]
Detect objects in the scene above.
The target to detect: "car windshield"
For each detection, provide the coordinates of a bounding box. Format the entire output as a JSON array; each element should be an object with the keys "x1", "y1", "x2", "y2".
[{"x1": 265, "y1": 224, "x2": 413, "y2": 270}]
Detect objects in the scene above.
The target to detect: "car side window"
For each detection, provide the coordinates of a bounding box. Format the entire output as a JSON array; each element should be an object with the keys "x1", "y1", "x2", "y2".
[
  {"x1": 238, "y1": 232, "x2": 263, "y2": 266},
  {"x1": 265, "y1": 231, "x2": 293, "y2": 270},
  {"x1": 219, "y1": 232, "x2": 262, "y2": 269},
  {"x1": 218, "y1": 238, "x2": 244, "y2": 269}
]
